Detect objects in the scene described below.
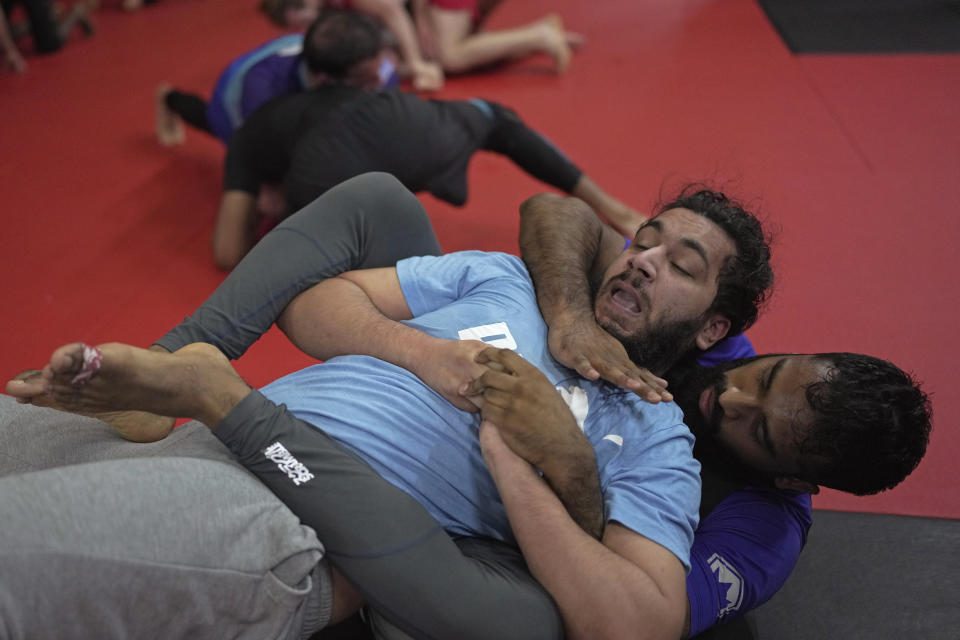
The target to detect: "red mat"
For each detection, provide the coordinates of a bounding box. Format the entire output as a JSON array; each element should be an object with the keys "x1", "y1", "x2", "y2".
[{"x1": 1, "y1": 0, "x2": 956, "y2": 518}]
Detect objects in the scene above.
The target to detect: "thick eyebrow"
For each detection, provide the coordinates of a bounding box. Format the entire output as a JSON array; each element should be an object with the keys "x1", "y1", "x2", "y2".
[
  {"x1": 634, "y1": 218, "x2": 661, "y2": 239},
  {"x1": 767, "y1": 357, "x2": 787, "y2": 390},
  {"x1": 759, "y1": 358, "x2": 788, "y2": 458}
]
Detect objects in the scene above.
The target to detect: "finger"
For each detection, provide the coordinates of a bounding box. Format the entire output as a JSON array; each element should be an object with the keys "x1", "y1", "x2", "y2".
[
  {"x1": 476, "y1": 390, "x2": 517, "y2": 424},
  {"x1": 459, "y1": 368, "x2": 518, "y2": 397},
  {"x1": 571, "y1": 357, "x2": 601, "y2": 381},
  {"x1": 475, "y1": 347, "x2": 525, "y2": 372},
  {"x1": 447, "y1": 394, "x2": 480, "y2": 413},
  {"x1": 595, "y1": 362, "x2": 669, "y2": 402}
]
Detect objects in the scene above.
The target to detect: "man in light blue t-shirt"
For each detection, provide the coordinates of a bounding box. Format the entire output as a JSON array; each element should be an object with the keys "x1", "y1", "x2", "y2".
[{"x1": 15, "y1": 174, "x2": 772, "y2": 639}]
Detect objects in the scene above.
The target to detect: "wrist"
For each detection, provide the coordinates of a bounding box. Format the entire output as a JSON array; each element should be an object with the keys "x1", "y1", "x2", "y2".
[{"x1": 398, "y1": 332, "x2": 445, "y2": 376}]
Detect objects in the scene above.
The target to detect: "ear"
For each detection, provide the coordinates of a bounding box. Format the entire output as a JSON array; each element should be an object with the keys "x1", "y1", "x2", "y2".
[
  {"x1": 695, "y1": 313, "x2": 731, "y2": 351},
  {"x1": 774, "y1": 476, "x2": 820, "y2": 494}
]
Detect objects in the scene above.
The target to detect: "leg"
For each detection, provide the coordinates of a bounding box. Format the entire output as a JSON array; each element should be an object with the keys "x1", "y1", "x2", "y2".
[
  {"x1": 0, "y1": 393, "x2": 235, "y2": 477},
  {"x1": 475, "y1": 99, "x2": 582, "y2": 193},
  {"x1": 429, "y1": 6, "x2": 575, "y2": 74},
  {"x1": 16, "y1": 341, "x2": 250, "y2": 430},
  {"x1": 18, "y1": 0, "x2": 61, "y2": 53},
  {"x1": 0, "y1": 457, "x2": 330, "y2": 639},
  {"x1": 363, "y1": 537, "x2": 557, "y2": 640},
  {"x1": 156, "y1": 172, "x2": 441, "y2": 359},
  {"x1": 216, "y1": 390, "x2": 564, "y2": 640},
  {"x1": 21, "y1": 342, "x2": 561, "y2": 640},
  {"x1": 155, "y1": 85, "x2": 199, "y2": 145},
  {"x1": 55, "y1": 1, "x2": 93, "y2": 42},
  {"x1": 476, "y1": 100, "x2": 644, "y2": 236}
]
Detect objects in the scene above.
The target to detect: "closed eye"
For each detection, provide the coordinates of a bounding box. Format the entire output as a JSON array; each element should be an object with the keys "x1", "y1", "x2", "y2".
[{"x1": 672, "y1": 263, "x2": 692, "y2": 277}]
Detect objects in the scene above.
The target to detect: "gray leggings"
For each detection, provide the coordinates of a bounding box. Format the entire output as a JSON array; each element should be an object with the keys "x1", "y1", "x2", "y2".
[
  {"x1": 156, "y1": 172, "x2": 442, "y2": 358},
  {"x1": 157, "y1": 173, "x2": 562, "y2": 639}
]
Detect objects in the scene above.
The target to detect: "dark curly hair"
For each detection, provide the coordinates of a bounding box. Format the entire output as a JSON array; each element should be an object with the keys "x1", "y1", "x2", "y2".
[
  {"x1": 797, "y1": 353, "x2": 932, "y2": 495},
  {"x1": 658, "y1": 188, "x2": 774, "y2": 336},
  {"x1": 303, "y1": 9, "x2": 384, "y2": 79}
]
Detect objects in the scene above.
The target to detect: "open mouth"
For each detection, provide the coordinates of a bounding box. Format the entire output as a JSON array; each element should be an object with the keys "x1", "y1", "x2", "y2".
[{"x1": 609, "y1": 283, "x2": 642, "y2": 314}]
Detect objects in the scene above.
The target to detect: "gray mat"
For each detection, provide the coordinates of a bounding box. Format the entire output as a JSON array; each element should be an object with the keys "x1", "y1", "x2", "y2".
[
  {"x1": 757, "y1": 0, "x2": 960, "y2": 53},
  {"x1": 706, "y1": 509, "x2": 960, "y2": 639}
]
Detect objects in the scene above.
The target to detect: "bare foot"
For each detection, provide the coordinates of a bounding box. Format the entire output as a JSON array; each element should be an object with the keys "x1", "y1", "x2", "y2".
[
  {"x1": 539, "y1": 14, "x2": 574, "y2": 74},
  {"x1": 155, "y1": 84, "x2": 185, "y2": 146},
  {"x1": 39, "y1": 342, "x2": 249, "y2": 431},
  {"x1": 6, "y1": 369, "x2": 176, "y2": 442}
]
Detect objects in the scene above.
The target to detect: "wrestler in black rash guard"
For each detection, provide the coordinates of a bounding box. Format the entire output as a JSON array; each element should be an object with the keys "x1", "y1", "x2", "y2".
[{"x1": 222, "y1": 85, "x2": 583, "y2": 214}]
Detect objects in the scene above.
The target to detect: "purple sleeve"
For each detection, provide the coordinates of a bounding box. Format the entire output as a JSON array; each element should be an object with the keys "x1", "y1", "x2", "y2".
[
  {"x1": 697, "y1": 333, "x2": 755, "y2": 368},
  {"x1": 239, "y1": 58, "x2": 296, "y2": 121},
  {"x1": 686, "y1": 487, "x2": 812, "y2": 636}
]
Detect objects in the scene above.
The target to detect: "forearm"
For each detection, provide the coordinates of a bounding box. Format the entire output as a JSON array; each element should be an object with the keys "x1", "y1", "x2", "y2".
[
  {"x1": 211, "y1": 190, "x2": 258, "y2": 270},
  {"x1": 538, "y1": 439, "x2": 604, "y2": 539},
  {"x1": 518, "y1": 194, "x2": 619, "y2": 326},
  {"x1": 485, "y1": 432, "x2": 684, "y2": 640},
  {"x1": 278, "y1": 274, "x2": 435, "y2": 372}
]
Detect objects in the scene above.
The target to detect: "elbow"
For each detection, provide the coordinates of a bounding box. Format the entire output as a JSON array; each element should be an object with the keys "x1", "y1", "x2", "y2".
[{"x1": 519, "y1": 192, "x2": 566, "y2": 219}]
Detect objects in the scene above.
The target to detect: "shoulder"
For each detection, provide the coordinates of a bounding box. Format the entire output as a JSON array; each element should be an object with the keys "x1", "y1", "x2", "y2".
[
  {"x1": 698, "y1": 486, "x2": 813, "y2": 541},
  {"x1": 400, "y1": 251, "x2": 526, "y2": 277}
]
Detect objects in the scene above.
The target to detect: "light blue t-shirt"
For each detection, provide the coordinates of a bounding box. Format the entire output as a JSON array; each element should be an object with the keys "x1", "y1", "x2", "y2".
[{"x1": 260, "y1": 251, "x2": 701, "y2": 568}]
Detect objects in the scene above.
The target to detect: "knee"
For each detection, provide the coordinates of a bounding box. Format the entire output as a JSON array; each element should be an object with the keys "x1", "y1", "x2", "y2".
[
  {"x1": 435, "y1": 40, "x2": 475, "y2": 74},
  {"x1": 345, "y1": 172, "x2": 420, "y2": 210}
]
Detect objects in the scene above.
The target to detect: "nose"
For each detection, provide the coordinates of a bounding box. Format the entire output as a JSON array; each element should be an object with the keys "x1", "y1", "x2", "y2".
[
  {"x1": 718, "y1": 386, "x2": 760, "y2": 419},
  {"x1": 629, "y1": 245, "x2": 664, "y2": 282}
]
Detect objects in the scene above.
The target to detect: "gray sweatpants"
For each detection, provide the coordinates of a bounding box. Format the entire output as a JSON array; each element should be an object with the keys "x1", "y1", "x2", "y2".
[{"x1": 0, "y1": 395, "x2": 331, "y2": 640}]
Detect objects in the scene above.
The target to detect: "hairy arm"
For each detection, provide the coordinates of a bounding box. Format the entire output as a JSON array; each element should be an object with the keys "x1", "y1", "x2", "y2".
[
  {"x1": 519, "y1": 193, "x2": 670, "y2": 402},
  {"x1": 480, "y1": 423, "x2": 688, "y2": 640},
  {"x1": 463, "y1": 347, "x2": 604, "y2": 538}
]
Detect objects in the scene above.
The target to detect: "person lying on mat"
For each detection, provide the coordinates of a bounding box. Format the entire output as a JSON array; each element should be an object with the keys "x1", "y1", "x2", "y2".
[
  {"x1": 513, "y1": 192, "x2": 934, "y2": 638},
  {"x1": 209, "y1": 9, "x2": 640, "y2": 271},
  {"x1": 155, "y1": 9, "x2": 404, "y2": 147},
  {"x1": 8, "y1": 174, "x2": 930, "y2": 639},
  {"x1": 258, "y1": 0, "x2": 443, "y2": 91},
  {"x1": 259, "y1": 0, "x2": 581, "y2": 79},
  {"x1": 8, "y1": 172, "x2": 770, "y2": 640}
]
